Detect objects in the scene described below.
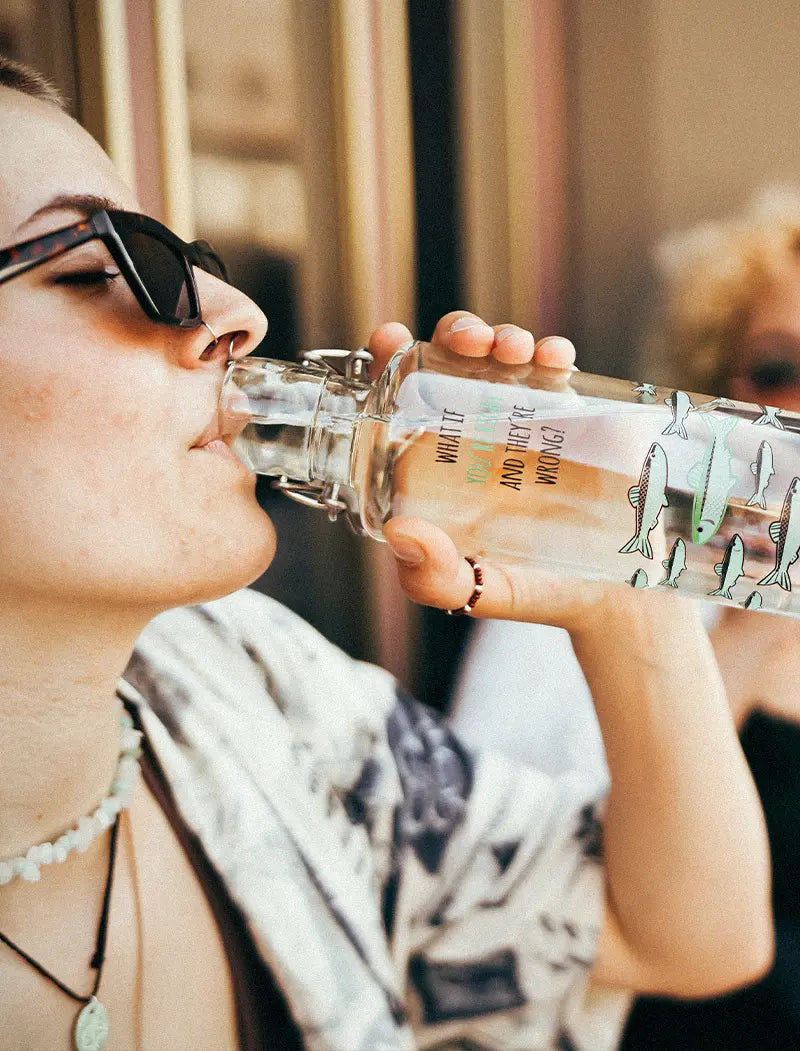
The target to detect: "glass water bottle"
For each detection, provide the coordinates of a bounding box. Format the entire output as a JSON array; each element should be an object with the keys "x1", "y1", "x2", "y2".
[{"x1": 220, "y1": 342, "x2": 800, "y2": 618}]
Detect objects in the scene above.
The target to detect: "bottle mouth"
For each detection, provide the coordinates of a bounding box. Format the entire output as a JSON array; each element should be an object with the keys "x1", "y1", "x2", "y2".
[
  {"x1": 219, "y1": 360, "x2": 253, "y2": 428},
  {"x1": 219, "y1": 355, "x2": 369, "y2": 485},
  {"x1": 221, "y1": 357, "x2": 328, "y2": 425},
  {"x1": 219, "y1": 357, "x2": 330, "y2": 480}
]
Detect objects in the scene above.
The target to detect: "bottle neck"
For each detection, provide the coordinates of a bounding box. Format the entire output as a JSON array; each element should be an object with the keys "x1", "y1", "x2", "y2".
[{"x1": 220, "y1": 358, "x2": 369, "y2": 486}]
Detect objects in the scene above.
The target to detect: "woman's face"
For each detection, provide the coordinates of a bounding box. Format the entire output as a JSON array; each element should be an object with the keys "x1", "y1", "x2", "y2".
[
  {"x1": 0, "y1": 88, "x2": 275, "y2": 613},
  {"x1": 728, "y1": 256, "x2": 800, "y2": 413}
]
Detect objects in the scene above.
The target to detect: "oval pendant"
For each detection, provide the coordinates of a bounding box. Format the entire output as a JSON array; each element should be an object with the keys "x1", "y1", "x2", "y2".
[{"x1": 74, "y1": 997, "x2": 109, "y2": 1051}]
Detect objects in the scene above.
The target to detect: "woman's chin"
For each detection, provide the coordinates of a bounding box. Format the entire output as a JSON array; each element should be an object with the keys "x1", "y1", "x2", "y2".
[
  {"x1": 144, "y1": 514, "x2": 279, "y2": 611},
  {"x1": 191, "y1": 523, "x2": 278, "y2": 604}
]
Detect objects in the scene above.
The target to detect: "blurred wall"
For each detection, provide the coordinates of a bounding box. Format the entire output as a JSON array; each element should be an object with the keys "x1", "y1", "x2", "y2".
[{"x1": 565, "y1": 0, "x2": 800, "y2": 377}]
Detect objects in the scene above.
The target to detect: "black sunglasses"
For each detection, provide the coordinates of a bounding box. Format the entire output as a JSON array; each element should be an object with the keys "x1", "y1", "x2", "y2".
[
  {"x1": 0, "y1": 209, "x2": 229, "y2": 327},
  {"x1": 747, "y1": 358, "x2": 799, "y2": 392}
]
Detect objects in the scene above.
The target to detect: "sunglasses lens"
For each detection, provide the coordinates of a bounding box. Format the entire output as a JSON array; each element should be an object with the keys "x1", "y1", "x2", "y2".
[{"x1": 124, "y1": 231, "x2": 197, "y2": 322}]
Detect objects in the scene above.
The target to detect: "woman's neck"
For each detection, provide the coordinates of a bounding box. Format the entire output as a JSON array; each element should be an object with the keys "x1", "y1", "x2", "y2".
[{"x1": 0, "y1": 594, "x2": 151, "y2": 860}]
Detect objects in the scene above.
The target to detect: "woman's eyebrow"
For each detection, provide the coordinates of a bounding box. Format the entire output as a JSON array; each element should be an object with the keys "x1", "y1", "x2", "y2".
[{"x1": 16, "y1": 193, "x2": 124, "y2": 233}]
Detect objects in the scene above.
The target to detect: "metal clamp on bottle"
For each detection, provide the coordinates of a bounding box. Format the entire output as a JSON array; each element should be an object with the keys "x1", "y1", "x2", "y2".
[
  {"x1": 272, "y1": 476, "x2": 351, "y2": 523},
  {"x1": 300, "y1": 347, "x2": 373, "y2": 380}
]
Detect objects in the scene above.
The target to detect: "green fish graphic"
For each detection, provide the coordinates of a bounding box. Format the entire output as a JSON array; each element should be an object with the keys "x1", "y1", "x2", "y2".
[
  {"x1": 662, "y1": 391, "x2": 694, "y2": 440},
  {"x1": 620, "y1": 442, "x2": 669, "y2": 559},
  {"x1": 687, "y1": 414, "x2": 739, "y2": 545},
  {"x1": 632, "y1": 382, "x2": 657, "y2": 403},
  {"x1": 742, "y1": 591, "x2": 763, "y2": 610},
  {"x1": 709, "y1": 533, "x2": 745, "y2": 599},
  {"x1": 754, "y1": 405, "x2": 785, "y2": 430},
  {"x1": 659, "y1": 537, "x2": 687, "y2": 587},
  {"x1": 746, "y1": 440, "x2": 775, "y2": 509}
]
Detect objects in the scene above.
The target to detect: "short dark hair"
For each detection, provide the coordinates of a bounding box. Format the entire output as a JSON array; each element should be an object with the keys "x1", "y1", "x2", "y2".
[{"x1": 0, "y1": 54, "x2": 66, "y2": 109}]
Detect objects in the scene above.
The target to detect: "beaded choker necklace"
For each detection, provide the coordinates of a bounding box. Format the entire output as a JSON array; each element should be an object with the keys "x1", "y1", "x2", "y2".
[
  {"x1": 0, "y1": 707, "x2": 142, "y2": 885},
  {"x1": 0, "y1": 705, "x2": 142, "y2": 1049}
]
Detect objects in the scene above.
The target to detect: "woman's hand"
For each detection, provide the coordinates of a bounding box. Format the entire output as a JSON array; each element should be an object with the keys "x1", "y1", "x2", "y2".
[
  {"x1": 369, "y1": 316, "x2": 772, "y2": 993},
  {"x1": 367, "y1": 312, "x2": 621, "y2": 633},
  {"x1": 367, "y1": 312, "x2": 576, "y2": 372}
]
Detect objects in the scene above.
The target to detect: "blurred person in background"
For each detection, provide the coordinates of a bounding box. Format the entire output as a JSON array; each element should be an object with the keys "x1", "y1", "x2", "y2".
[
  {"x1": 622, "y1": 187, "x2": 800, "y2": 1049},
  {"x1": 452, "y1": 187, "x2": 800, "y2": 1050}
]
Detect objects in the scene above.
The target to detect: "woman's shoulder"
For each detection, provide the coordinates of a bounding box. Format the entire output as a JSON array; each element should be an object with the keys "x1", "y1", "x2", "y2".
[{"x1": 135, "y1": 587, "x2": 342, "y2": 665}]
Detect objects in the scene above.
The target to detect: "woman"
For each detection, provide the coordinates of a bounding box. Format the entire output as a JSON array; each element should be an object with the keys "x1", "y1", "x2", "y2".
[{"x1": 0, "y1": 58, "x2": 771, "y2": 1051}]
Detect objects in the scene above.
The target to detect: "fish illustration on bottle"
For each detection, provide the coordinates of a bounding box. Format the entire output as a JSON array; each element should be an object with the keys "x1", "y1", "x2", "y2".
[
  {"x1": 686, "y1": 414, "x2": 739, "y2": 545},
  {"x1": 620, "y1": 442, "x2": 669, "y2": 559},
  {"x1": 662, "y1": 391, "x2": 694, "y2": 439},
  {"x1": 758, "y1": 477, "x2": 800, "y2": 591},
  {"x1": 695, "y1": 397, "x2": 736, "y2": 413},
  {"x1": 709, "y1": 533, "x2": 745, "y2": 599},
  {"x1": 632, "y1": 382, "x2": 657, "y2": 402},
  {"x1": 746, "y1": 440, "x2": 775, "y2": 509},
  {"x1": 628, "y1": 568, "x2": 649, "y2": 588},
  {"x1": 742, "y1": 591, "x2": 763, "y2": 611},
  {"x1": 659, "y1": 537, "x2": 687, "y2": 587},
  {"x1": 754, "y1": 405, "x2": 785, "y2": 430}
]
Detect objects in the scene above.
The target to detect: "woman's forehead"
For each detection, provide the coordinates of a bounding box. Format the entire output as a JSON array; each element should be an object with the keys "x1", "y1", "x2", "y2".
[{"x1": 0, "y1": 88, "x2": 137, "y2": 243}]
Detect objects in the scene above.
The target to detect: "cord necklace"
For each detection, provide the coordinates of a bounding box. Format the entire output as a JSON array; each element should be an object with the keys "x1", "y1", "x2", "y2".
[{"x1": 0, "y1": 815, "x2": 120, "y2": 1051}]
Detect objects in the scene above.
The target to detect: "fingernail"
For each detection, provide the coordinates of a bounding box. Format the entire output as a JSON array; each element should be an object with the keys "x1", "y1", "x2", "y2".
[
  {"x1": 450, "y1": 316, "x2": 483, "y2": 334},
  {"x1": 494, "y1": 325, "x2": 518, "y2": 343},
  {"x1": 388, "y1": 536, "x2": 425, "y2": 565},
  {"x1": 538, "y1": 336, "x2": 574, "y2": 353}
]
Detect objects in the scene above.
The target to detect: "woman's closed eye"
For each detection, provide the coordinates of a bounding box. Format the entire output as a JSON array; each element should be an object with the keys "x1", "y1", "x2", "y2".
[
  {"x1": 45, "y1": 243, "x2": 121, "y2": 291},
  {"x1": 52, "y1": 268, "x2": 120, "y2": 287}
]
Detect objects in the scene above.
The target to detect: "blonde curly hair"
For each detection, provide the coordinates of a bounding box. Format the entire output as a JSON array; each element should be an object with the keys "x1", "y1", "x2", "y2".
[{"x1": 643, "y1": 186, "x2": 800, "y2": 393}]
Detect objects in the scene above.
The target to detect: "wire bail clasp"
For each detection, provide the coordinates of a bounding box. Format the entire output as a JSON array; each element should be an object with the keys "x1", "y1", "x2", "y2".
[
  {"x1": 273, "y1": 347, "x2": 374, "y2": 526},
  {"x1": 300, "y1": 347, "x2": 373, "y2": 380}
]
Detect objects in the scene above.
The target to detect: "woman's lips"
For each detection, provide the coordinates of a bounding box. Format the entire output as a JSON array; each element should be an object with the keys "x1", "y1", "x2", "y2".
[{"x1": 193, "y1": 438, "x2": 243, "y2": 464}]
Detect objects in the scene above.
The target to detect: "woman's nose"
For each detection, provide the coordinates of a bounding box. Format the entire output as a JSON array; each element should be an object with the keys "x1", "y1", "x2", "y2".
[{"x1": 181, "y1": 268, "x2": 269, "y2": 367}]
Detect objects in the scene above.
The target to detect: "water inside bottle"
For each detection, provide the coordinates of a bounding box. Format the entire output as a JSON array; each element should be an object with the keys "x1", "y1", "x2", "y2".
[{"x1": 364, "y1": 374, "x2": 800, "y2": 617}]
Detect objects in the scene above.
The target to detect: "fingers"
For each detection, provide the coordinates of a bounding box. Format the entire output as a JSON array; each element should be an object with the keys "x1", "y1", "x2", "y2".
[
  {"x1": 384, "y1": 516, "x2": 530, "y2": 619},
  {"x1": 383, "y1": 517, "x2": 491, "y2": 609},
  {"x1": 430, "y1": 311, "x2": 497, "y2": 357},
  {"x1": 492, "y1": 324, "x2": 535, "y2": 364},
  {"x1": 367, "y1": 322, "x2": 414, "y2": 375},
  {"x1": 534, "y1": 335, "x2": 577, "y2": 370},
  {"x1": 369, "y1": 314, "x2": 577, "y2": 378},
  {"x1": 429, "y1": 311, "x2": 576, "y2": 368},
  {"x1": 492, "y1": 328, "x2": 576, "y2": 368},
  {"x1": 384, "y1": 515, "x2": 565, "y2": 623}
]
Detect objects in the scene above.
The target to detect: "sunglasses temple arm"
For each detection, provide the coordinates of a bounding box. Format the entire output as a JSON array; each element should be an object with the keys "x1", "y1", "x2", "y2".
[{"x1": 0, "y1": 225, "x2": 98, "y2": 285}]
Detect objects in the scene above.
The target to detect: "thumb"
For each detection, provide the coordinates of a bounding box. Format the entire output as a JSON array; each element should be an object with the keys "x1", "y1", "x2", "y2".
[
  {"x1": 383, "y1": 515, "x2": 621, "y2": 628},
  {"x1": 383, "y1": 516, "x2": 498, "y2": 612},
  {"x1": 367, "y1": 322, "x2": 414, "y2": 376}
]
